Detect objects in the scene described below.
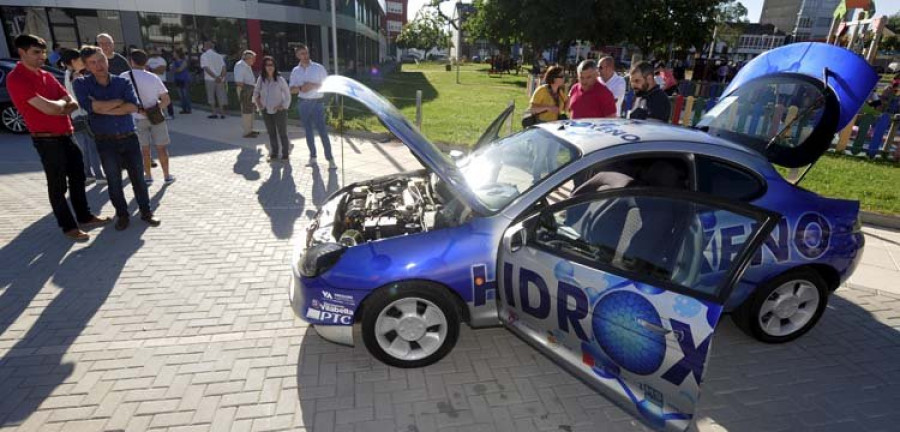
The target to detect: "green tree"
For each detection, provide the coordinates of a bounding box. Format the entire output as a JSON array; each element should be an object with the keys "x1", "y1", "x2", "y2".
[
  {"x1": 886, "y1": 12, "x2": 900, "y2": 34},
  {"x1": 396, "y1": 10, "x2": 453, "y2": 58}
]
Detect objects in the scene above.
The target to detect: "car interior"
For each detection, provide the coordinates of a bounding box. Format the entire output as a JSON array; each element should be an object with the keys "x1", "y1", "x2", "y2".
[{"x1": 538, "y1": 155, "x2": 717, "y2": 294}]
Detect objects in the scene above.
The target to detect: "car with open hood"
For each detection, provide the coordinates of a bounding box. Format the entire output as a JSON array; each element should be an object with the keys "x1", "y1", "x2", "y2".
[{"x1": 288, "y1": 43, "x2": 876, "y2": 431}]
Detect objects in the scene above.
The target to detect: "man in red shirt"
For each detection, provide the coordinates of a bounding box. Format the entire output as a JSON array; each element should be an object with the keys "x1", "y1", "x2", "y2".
[
  {"x1": 6, "y1": 34, "x2": 109, "y2": 241},
  {"x1": 567, "y1": 59, "x2": 617, "y2": 119}
]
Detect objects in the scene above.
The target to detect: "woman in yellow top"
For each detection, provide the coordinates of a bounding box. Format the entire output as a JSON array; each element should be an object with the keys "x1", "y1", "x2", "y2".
[{"x1": 529, "y1": 65, "x2": 568, "y2": 123}]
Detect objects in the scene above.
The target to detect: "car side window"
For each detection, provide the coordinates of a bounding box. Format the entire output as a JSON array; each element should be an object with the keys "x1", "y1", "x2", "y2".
[
  {"x1": 695, "y1": 156, "x2": 764, "y2": 201},
  {"x1": 533, "y1": 195, "x2": 760, "y2": 298}
]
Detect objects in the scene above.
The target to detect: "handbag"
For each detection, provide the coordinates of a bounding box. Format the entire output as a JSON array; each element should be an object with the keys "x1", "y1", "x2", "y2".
[
  {"x1": 521, "y1": 111, "x2": 538, "y2": 128},
  {"x1": 130, "y1": 70, "x2": 166, "y2": 125}
]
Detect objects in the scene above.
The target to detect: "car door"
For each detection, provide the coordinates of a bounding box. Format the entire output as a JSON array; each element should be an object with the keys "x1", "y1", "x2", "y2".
[{"x1": 497, "y1": 188, "x2": 778, "y2": 432}]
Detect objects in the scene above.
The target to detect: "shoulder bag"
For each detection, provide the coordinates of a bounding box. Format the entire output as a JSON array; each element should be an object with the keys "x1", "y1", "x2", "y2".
[{"x1": 130, "y1": 70, "x2": 166, "y2": 125}]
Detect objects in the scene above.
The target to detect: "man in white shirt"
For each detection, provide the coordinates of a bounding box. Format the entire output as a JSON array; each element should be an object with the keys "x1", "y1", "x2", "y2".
[
  {"x1": 146, "y1": 47, "x2": 173, "y2": 119},
  {"x1": 289, "y1": 44, "x2": 334, "y2": 169},
  {"x1": 599, "y1": 56, "x2": 626, "y2": 118},
  {"x1": 200, "y1": 41, "x2": 227, "y2": 119},
  {"x1": 234, "y1": 50, "x2": 259, "y2": 138},
  {"x1": 121, "y1": 49, "x2": 175, "y2": 185}
]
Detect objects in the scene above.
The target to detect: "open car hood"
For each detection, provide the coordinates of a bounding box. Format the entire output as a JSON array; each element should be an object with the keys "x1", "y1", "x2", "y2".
[
  {"x1": 702, "y1": 42, "x2": 878, "y2": 168},
  {"x1": 722, "y1": 42, "x2": 877, "y2": 131},
  {"x1": 319, "y1": 76, "x2": 491, "y2": 215}
]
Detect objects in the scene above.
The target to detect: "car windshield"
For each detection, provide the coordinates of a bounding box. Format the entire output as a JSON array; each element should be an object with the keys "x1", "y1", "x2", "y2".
[
  {"x1": 457, "y1": 128, "x2": 578, "y2": 212},
  {"x1": 696, "y1": 75, "x2": 827, "y2": 153}
]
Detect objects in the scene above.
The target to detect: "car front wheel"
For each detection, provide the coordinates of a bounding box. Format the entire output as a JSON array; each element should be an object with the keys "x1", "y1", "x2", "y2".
[
  {"x1": 1, "y1": 104, "x2": 27, "y2": 134},
  {"x1": 733, "y1": 268, "x2": 828, "y2": 343},
  {"x1": 361, "y1": 282, "x2": 460, "y2": 368}
]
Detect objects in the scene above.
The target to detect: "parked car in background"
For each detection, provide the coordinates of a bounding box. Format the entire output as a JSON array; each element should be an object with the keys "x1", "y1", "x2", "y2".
[
  {"x1": 0, "y1": 58, "x2": 66, "y2": 134},
  {"x1": 400, "y1": 54, "x2": 420, "y2": 64}
]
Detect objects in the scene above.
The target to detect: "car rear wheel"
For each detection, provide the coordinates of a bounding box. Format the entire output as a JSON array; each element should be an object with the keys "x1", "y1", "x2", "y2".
[
  {"x1": 361, "y1": 282, "x2": 460, "y2": 368},
  {"x1": 1, "y1": 104, "x2": 27, "y2": 134},
  {"x1": 733, "y1": 268, "x2": 828, "y2": 343}
]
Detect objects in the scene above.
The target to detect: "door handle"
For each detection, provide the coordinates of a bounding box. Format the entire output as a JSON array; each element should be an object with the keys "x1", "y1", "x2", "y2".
[
  {"x1": 637, "y1": 319, "x2": 671, "y2": 335},
  {"x1": 505, "y1": 227, "x2": 525, "y2": 253}
]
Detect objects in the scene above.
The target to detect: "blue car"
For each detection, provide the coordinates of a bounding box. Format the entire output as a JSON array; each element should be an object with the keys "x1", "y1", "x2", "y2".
[{"x1": 289, "y1": 43, "x2": 876, "y2": 430}]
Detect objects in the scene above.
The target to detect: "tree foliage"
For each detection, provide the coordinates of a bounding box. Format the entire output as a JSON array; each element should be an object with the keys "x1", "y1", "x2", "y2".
[
  {"x1": 460, "y1": 0, "x2": 745, "y2": 58},
  {"x1": 886, "y1": 12, "x2": 900, "y2": 34},
  {"x1": 396, "y1": 9, "x2": 453, "y2": 57}
]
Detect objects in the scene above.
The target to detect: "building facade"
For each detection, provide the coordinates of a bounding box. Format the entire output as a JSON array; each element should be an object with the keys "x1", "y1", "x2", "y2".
[
  {"x1": 383, "y1": 0, "x2": 406, "y2": 56},
  {"x1": 0, "y1": 0, "x2": 386, "y2": 73},
  {"x1": 760, "y1": 0, "x2": 841, "y2": 42}
]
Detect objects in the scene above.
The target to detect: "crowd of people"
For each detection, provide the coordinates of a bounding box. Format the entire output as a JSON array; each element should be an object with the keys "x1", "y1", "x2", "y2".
[
  {"x1": 528, "y1": 56, "x2": 672, "y2": 125},
  {"x1": 6, "y1": 33, "x2": 336, "y2": 242}
]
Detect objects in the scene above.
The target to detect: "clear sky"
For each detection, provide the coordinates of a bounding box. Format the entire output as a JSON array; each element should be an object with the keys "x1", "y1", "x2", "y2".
[{"x1": 407, "y1": 0, "x2": 900, "y2": 23}]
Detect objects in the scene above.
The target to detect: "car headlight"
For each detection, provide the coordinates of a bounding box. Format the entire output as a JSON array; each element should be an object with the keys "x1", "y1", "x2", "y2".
[{"x1": 300, "y1": 242, "x2": 346, "y2": 277}]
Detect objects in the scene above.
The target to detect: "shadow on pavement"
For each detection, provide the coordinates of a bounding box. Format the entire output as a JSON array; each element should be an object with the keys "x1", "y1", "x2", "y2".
[
  {"x1": 234, "y1": 146, "x2": 262, "y2": 181},
  {"x1": 0, "y1": 220, "x2": 149, "y2": 426},
  {"x1": 292, "y1": 291, "x2": 900, "y2": 431},
  {"x1": 311, "y1": 166, "x2": 339, "y2": 208},
  {"x1": 257, "y1": 163, "x2": 305, "y2": 240}
]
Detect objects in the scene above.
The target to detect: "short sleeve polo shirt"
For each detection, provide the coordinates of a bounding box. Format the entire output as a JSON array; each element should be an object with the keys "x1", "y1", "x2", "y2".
[{"x1": 5, "y1": 62, "x2": 73, "y2": 134}]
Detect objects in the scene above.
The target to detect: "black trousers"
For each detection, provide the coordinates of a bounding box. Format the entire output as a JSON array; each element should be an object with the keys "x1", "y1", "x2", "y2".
[
  {"x1": 32, "y1": 136, "x2": 92, "y2": 232},
  {"x1": 262, "y1": 110, "x2": 290, "y2": 158}
]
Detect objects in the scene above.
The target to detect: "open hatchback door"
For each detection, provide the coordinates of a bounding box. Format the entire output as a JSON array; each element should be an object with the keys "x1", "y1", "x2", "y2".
[{"x1": 697, "y1": 42, "x2": 878, "y2": 168}]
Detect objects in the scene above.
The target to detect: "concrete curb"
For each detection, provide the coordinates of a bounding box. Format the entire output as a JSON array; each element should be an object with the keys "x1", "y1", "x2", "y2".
[{"x1": 861, "y1": 211, "x2": 900, "y2": 231}]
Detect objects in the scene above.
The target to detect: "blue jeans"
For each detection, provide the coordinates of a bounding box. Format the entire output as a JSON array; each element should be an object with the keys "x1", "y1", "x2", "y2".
[
  {"x1": 298, "y1": 99, "x2": 332, "y2": 160},
  {"x1": 177, "y1": 80, "x2": 192, "y2": 112},
  {"x1": 96, "y1": 135, "x2": 152, "y2": 217},
  {"x1": 74, "y1": 130, "x2": 104, "y2": 179}
]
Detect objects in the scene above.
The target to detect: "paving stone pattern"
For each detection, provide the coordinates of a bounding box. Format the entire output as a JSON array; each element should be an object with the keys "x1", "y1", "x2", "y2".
[{"x1": 1, "y1": 114, "x2": 899, "y2": 432}]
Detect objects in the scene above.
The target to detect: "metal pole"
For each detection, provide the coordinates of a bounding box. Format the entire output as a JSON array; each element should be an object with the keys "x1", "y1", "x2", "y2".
[
  {"x1": 340, "y1": 95, "x2": 344, "y2": 186},
  {"x1": 331, "y1": 0, "x2": 339, "y2": 74},
  {"x1": 416, "y1": 90, "x2": 423, "y2": 129},
  {"x1": 507, "y1": 100, "x2": 514, "y2": 135}
]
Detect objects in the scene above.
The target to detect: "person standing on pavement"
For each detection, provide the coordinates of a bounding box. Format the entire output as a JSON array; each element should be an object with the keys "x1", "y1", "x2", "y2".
[
  {"x1": 628, "y1": 61, "x2": 672, "y2": 123},
  {"x1": 6, "y1": 35, "x2": 110, "y2": 241},
  {"x1": 254, "y1": 56, "x2": 292, "y2": 162},
  {"x1": 234, "y1": 50, "x2": 259, "y2": 138},
  {"x1": 60, "y1": 48, "x2": 105, "y2": 186},
  {"x1": 48, "y1": 42, "x2": 62, "y2": 67},
  {"x1": 200, "y1": 41, "x2": 227, "y2": 119},
  {"x1": 289, "y1": 44, "x2": 335, "y2": 169},
  {"x1": 73, "y1": 45, "x2": 161, "y2": 231},
  {"x1": 96, "y1": 33, "x2": 130, "y2": 76},
  {"x1": 598, "y1": 56, "x2": 626, "y2": 118},
  {"x1": 121, "y1": 49, "x2": 175, "y2": 186},
  {"x1": 147, "y1": 47, "x2": 174, "y2": 119},
  {"x1": 171, "y1": 49, "x2": 192, "y2": 114},
  {"x1": 567, "y1": 59, "x2": 617, "y2": 120}
]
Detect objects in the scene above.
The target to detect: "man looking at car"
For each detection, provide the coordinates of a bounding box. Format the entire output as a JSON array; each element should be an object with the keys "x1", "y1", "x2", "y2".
[
  {"x1": 5, "y1": 34, "x2": 110, "y2": 241},
  {"x1": 290, "y1": 44, "x2": 335, "y2": 169},
  {"x1": 598, "y1": 56, "x2": 626, "y2": 117},
  {"x1": 73, "y1": 45, "x2": 161, "y2": 231},
  {"x1": 568, "y1": 59, "x2": 617, "y2": 120},
  {"x1": 628, "y1": 61, "x2": 671, "y2": 122}
]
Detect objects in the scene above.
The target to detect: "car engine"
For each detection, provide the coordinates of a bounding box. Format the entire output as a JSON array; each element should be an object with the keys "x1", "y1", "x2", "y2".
[{"x1": 326, "y1": 173, "x2": 462, "y2": 246}]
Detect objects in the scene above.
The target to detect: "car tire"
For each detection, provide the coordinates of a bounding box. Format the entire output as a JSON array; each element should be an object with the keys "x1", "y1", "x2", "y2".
[
  {"x1": 361, "y1": 282, "x2": 460, "y2": 368},
  {"x1": 1, "y1": 103, "x2": 28, "y2": 134},
  {"x1": 732, "y1": 268, "x2": 828, "y2": 343}
]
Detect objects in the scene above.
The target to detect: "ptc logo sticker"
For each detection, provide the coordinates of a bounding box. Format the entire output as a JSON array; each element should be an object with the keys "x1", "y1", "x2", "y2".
[{"x1": 793, "y1": 212, "x2": 831, "y2": 260}]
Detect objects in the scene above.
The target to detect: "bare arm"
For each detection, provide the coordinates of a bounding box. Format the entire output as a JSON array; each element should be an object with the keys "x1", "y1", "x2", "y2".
[
  {"x1": 300, "y1": 82, "x2": 319, "y2": 93},
  {"x1": 27, "y1": 95, "x2": 69, "y2": 116},
  {"x1": 203, "y1": 67, "x2": 217, "y2": 79},
  {"x1": 158, "y1": 93, "x2": 171, "y2": 110}
]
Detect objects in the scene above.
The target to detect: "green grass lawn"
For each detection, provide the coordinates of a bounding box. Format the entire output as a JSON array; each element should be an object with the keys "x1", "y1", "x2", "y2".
[{"x1": 783, "y1": 154, "x2": 900, "y2": 216}]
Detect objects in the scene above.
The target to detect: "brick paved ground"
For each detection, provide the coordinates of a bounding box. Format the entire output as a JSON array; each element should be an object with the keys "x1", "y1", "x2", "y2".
[{"x1": 1, "y1": 113, "x2": 899, "y2": 432}]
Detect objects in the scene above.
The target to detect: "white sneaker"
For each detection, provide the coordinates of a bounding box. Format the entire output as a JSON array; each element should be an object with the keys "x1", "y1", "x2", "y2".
[
  {"x1": 97, "y1": 178, "x2": 108, "y2": 185},
  {"x1": 328, "y1": 159, "x2": 337, "y2": 169},
  {"x1": 85, "y1": 176, "x2": 96, "y2": 185},
  {"x1": 307, "y1": 157, "x2": 317, "y2": 167}
]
